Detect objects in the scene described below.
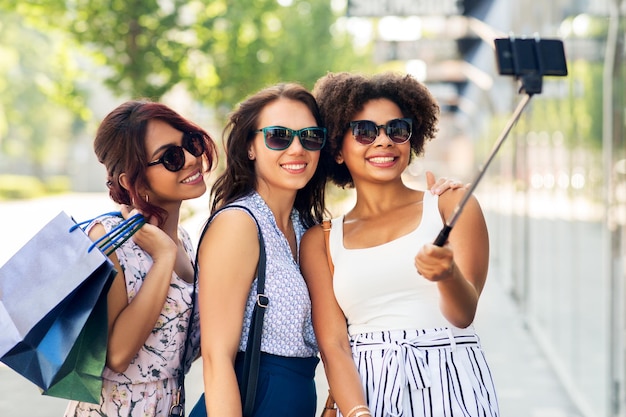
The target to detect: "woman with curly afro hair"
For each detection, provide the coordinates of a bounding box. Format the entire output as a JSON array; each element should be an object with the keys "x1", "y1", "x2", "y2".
[{"x1": 300, "y1": 72, "x2": 500, "y2": 417}]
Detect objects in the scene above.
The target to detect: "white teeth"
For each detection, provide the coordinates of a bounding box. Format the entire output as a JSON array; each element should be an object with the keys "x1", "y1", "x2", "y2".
[
  {"x1": 182, "y1": 172, "x2": 201, "y2": 183},
  {"x1": 282, "y1": 163, "x2": 306, "y2": 170},
  {"x1": 368, "y1": 157, "x2": 395, "y2": 163}
]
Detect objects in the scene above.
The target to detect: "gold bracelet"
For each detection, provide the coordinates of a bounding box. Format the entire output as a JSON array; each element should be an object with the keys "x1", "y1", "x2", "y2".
[
  {"x1": 353, "y1": 412, "x2": 372, "y2": 417},
  {"x1": 346, "y1": 405, "x2": 369, "y2": 417}
]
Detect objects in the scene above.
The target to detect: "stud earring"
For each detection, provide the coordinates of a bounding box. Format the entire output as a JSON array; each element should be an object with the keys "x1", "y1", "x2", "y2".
[
  {"x1": 145, "y1": 194, "x2": 149, "y2": 203},
  {"x1": 248, "y1": 152, "x2": 255, "y2": 160}
]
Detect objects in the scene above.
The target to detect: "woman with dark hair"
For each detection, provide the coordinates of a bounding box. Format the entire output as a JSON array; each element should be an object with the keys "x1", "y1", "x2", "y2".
[
  {"x1": 64, "y1": 100, "x2": 217, "y2": 417},
  {"x1": 301, "y1": 72, "x2": 500, "y2": 417},
  {"x1": 189, "y1": 83, "x2": 326, "y2": 417}
]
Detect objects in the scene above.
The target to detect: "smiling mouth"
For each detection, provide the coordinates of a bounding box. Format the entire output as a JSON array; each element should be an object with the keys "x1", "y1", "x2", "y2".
[
  {"x1": 367, "y1": 157, "x2": 395, "y2": 163},
  {"x1": 282, "y1": 163, "x2": 307, "y2": 170},
  {"x1": 182, "y1": 172, "x2": 202, "y2": 183}
]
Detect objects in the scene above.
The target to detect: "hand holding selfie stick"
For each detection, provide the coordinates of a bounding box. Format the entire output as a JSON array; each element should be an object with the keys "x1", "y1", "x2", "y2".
[{"x1": 433, "y1": 35, "x2": 568, "y2": 247}]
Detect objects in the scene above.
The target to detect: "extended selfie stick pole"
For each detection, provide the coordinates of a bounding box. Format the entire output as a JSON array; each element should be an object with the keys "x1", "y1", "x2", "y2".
[
  {"x1": 432, "y1": 35, "x2": 568, "y2": 247},
  {"x1": 433, "y1": 93, "x2": 532, "y2": 246}
]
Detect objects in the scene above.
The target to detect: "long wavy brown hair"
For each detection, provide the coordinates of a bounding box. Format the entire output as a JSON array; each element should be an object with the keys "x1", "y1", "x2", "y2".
[
  {"x1": 313, "y1": 72, "x2": 440, "y2": 188},
  {"x1": 94, "y1": 99, "x2": 217, "y2": 225},
  {"x1": 210, "y1": 83, "x2": 328, "y2": 228}
]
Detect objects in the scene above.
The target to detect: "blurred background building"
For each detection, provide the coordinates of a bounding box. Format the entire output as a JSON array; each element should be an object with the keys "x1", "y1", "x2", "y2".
[{"x1": 337, "y1": 1, "x2": 625, "y2": 416}]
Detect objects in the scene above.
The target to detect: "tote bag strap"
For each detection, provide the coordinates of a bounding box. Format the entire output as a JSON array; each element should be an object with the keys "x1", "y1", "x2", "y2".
[
  {"x1": 70, "y1": 211, "x2": 146, "y2": 256},
  {"x1": 194, "y1": 204, "x2": 268, "y2": 417}
]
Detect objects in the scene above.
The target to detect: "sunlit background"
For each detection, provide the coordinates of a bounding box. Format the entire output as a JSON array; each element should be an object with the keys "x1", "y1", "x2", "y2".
[{"x1": 0, "y1": 0, "x2": 624, "y2": 416}]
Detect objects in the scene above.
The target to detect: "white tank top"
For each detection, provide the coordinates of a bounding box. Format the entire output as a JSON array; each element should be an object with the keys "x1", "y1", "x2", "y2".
[{"x1": 330, "y1": 192, "x2": 452, "y2": 335}]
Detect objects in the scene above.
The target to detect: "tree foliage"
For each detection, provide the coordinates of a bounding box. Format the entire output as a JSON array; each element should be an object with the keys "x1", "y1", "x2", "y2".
[
  {"x1": 63, "y1": 0, "x2": 198, "y2": 100},
  {"x1": 0, "y1": 0, "x2": 367, "y2": 184},
  {"x1": 186, "y1": 0, "x2": 364, "y2": 115},
  {"x1": 0, "y1": 9, "x2": 89, "y2": 178},
  {"x1": 5, "y1": 0, "x2": 364, "y2": 113}
]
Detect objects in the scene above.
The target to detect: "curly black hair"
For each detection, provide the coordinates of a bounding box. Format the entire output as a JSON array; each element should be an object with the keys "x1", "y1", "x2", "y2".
[{"x1": 313, "y1": 72, "x2": 440, "y2": 188}]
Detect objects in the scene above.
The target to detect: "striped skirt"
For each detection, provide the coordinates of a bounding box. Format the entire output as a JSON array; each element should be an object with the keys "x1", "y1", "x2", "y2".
[{"x1": 347, "y1": 327, "x2": 499, "y2": 417}]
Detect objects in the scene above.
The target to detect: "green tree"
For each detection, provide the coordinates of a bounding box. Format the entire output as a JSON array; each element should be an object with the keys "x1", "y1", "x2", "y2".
[
  {"x1": 0, "y1": 0, "x2": 368, "y2": 190},
  {"x1": 137, "y1": 0, "x2": 364, "y2": 114},
  {"x1": 188, "y1": 0, "x2": 365, "y2": 116},
  {"x1": 0, "y1": 10, "x2": 89, "y2": 180},
  {"x1": 56, "y1": 0, "x2": 198, "y2": 100},
  {"x1": 7, "y1": 0, "x2": 365, "y2": 114}
]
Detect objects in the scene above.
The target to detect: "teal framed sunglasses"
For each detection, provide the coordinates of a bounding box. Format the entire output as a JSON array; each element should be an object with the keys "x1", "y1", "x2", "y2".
[{"x1": 255, "y1": 126, "x2": 327, "y2": 151}]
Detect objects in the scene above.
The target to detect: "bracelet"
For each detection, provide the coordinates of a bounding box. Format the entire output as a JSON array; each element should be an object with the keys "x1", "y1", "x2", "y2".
[
  {"x1": 353, "y1": 412, "x2": 372, "y2": 417},
  {"x1": 346, "y1": 405, "x2": 370, "y2": 417}
]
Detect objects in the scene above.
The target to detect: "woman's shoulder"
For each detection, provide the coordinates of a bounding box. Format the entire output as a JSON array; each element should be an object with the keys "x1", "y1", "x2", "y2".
[
  {"x1": 302, "y1": 216, "x2": 342, "y2": 246},
  {"x1": 216, "y1": 199, "x2": 259, "y2": 222},
  {"x1": 206, "y1": 204, "x2": 259, "y2": 241},
  {"x1": 99, "y1": 213, "x2": 124, "y2": 224},
  {"x1": 302, "y1": 221, "x2": 325, "y2": 241},
  {"x1": 198, "y1": 209, "x2": 259, "y2": 261},
  {"x1": 85, "y1": 213, "x2": 123, "y2": 235},
  {"x1": 220, "y1": 193, "x2": 265, "y2": 219}
]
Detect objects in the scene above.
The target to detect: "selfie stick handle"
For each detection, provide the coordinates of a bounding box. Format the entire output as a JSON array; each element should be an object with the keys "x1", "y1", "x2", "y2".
[{"x1": 433, "y1": 93, "x2": 533, "y2": 246}]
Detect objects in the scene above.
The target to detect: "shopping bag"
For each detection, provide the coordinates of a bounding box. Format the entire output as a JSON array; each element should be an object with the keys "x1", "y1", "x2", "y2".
[
  {"x1": 0, "y1": 210, "x2": 144, "y2": 403},
  {"x1": 42, "y1": 276, "x2": 110, "y2": 403}
]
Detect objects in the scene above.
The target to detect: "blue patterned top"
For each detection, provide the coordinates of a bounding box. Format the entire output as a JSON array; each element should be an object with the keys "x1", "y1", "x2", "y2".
[{"x1": 213, "y1": 192, "x2": 318, "y2": 357}]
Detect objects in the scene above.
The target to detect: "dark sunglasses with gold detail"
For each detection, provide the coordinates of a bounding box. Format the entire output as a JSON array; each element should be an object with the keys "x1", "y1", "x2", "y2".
[{"x1": 147, "y1": 132, "x2": 206, "y2": 172}]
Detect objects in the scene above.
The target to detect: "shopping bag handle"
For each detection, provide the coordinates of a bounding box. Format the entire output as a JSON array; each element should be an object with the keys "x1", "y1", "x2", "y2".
[
  {"x1": 90, "y1": 214, "x2": 145, "y2": 256},
  {"x1": 68, "y1": 211, "x2": 146, "y2": 256},
  {"x1": 69, "y1": 211, "x2": 123, "y2": 232}
]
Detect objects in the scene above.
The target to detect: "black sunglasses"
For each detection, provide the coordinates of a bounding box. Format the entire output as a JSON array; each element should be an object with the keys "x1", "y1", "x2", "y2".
[
  {"x1": 147, "y1": 132, "x2": 205, "y2": 172},
  {"x1": 255, "y1": 126, "x2": 327, "y2": 151},
  {"x1": 348, "y1": 118, "x2": 413, "y2": 145}
]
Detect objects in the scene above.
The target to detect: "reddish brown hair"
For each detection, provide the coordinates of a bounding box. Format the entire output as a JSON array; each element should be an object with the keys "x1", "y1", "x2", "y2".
[{"x1": 95, "y1": 99, "x2": 217, "y2": 225}]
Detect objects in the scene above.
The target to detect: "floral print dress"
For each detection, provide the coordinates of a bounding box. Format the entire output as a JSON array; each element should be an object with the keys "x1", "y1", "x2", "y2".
[{"x1": 64, "y1": 215, "x2": 200, "y2": 417}]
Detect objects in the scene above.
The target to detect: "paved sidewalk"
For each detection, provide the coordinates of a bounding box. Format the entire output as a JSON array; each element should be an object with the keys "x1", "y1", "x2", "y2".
[
  {"x1": 0, "y1": 194, "x2": 584, "y2": 416},
  {"x1": 471, "y1": 277, "x2": 583, "y2": 417}
]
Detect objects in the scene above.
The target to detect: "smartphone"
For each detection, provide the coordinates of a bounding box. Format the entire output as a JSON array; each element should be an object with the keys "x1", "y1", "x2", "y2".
[{"x1": 495, "y1": 38, "x2": 568, "y2": 77}]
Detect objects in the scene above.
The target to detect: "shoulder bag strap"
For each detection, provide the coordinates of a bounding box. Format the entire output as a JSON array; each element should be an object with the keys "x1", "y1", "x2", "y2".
[
  {"x1": 193, "y1": 204, "x2": 267, "y2": 417},
  {"x1": 233, "y1": 206, "x2": 267, "y2": 417},
  {"x1": 322, "y1": 219, "x2": 334, "y2": 275},
  {"x1": 320, "y1": 220, "x2": 337, "y2": 415}
]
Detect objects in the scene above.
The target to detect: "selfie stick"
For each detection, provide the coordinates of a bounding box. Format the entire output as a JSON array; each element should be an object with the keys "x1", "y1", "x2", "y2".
[
  {"x1": 433, "y1": 36, "x2": 568, "y2": 247},
  {"x1": 432, "y1": 94, "x2": 532, "y2": 246}
]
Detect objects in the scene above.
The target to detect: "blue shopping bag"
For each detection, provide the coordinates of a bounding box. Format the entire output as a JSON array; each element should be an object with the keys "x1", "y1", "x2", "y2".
[{"x1": 0, "y1": 211, "x2": 144, "y2": 403}]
